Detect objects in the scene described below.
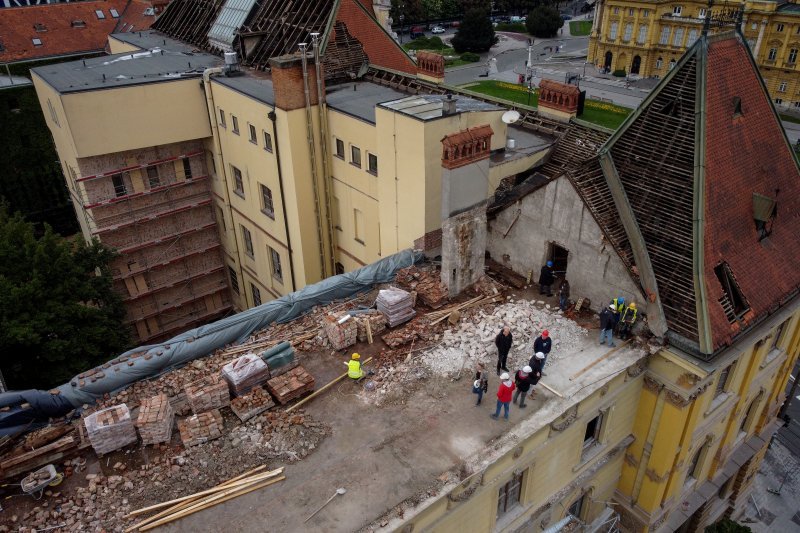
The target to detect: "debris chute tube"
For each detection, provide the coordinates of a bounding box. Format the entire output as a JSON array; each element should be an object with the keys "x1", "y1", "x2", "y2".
[{"x1": 49, "y1": 249, "x2": 421, "y2": 408}]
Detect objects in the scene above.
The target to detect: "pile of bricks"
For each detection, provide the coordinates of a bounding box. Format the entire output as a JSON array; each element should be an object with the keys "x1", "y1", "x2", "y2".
[
  {"x1": 178, "y1": 409, "x2": 224, "y2": 447},
  {"x1": 376, "y1": 288, "x2": 416, "y2": 327},
  {"x1": 230, "y1": 387, "x2": 275, "y2": 422},
  {"x1": 395, "y1": 266, "x2": 449, "y2": 308},
  {"x1": 356, "y1": 311, "x2": 388, "y2": 343},
  {"x1": 266, "y1": 365, "x2": 315, "y2": 405},
  {"x1": 185, "y1": 374, "x2": 230, "y2": 414},
  {"x1": 221, "y1": 354, "x2": 271, "y2": 396},
  {"x1": 135, "y1": 394, "x2": 174, "y2": 445},
  {"x1": 382, "y1": 317, "x2": 434, "y2": 348},
  {"x1": 323, "y1": 313, "x2": 358, "y2": 350},
  {"x1": 83, "y1": 404, "x2": 137, "y2": 455}
]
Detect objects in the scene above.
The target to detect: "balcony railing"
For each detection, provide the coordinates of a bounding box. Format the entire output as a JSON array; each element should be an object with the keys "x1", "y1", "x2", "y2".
[{"x1": 661, "y1": 13, "x2": 705, "y2": 24}]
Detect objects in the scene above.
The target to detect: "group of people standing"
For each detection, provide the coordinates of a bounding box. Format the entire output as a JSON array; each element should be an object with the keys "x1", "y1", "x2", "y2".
[{"x1": 598, "y1": 297, "x2": 638, "y2": 347}]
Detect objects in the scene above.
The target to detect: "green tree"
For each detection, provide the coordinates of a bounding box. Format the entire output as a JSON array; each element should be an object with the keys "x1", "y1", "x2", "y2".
[
  {"x1": 0, "y1": 207, "x2": 129, "y2": 390},
  {"x1": 451, "y1": 8, "x2": 497, "y2": 53},
  {"x1": 526, "y1": 5, "x2": 563, "y2": 38},
  {"x1": 704, "y1": 519, "x2": 752, "y2": 533},
  {"x1": 421, "y1": 0, "x2": 443, "y2": 21}
]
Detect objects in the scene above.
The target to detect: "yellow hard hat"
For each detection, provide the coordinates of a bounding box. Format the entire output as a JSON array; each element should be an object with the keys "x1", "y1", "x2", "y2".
[
  {"x1": 352, "y1": 353, "x2": 360, "y2": 360},
  {"x1": 629, "y1": 302, "x2": 637, "y2": 309}
]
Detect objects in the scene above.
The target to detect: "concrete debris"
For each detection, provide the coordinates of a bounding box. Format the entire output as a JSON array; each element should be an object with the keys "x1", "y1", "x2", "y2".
[
  {"x1": 381, "y1": 317, "x2": 435, "y2": 348},
  {"x1": 355, "y1": 310, "x2": 388, "y2": 343},
  {"x1": 135, "y1": 394, "x2": 175, "y2": 445},
  {"x1": 395, "y1": 266, "x2": 449, "y2": 309},
  {"x1": 266, "y1": 366, "x2": 315, "y2": 405},
  {"x1": 230, "y1": 387, "x2": 275, "y2": 422},
  {"x1": 376, "y1": 288, "x2": 416, "y2": 326},
  {"x1": 185, "y1": 374, "x2": 230, "y2": 414},
  {"x1": 83, "y1": 404, "x2": 137, "y2": 456},
  {"x1": 324, "y1": 313, "x2": 358, "y2": 351},
  {"x1": 178, "y1": 409, "x2": 224, "y2": 447},
  {"x1": 221, "y1": 354, "x2": 271, "y2": 396}
]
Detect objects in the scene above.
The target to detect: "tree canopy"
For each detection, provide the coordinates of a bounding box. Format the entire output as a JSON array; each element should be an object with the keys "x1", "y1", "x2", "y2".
[
  {"x1": 526, "y1": 5, "x2": 563, "y2": 38},
  {"x1": 451, "y1": 8, "x2": 498, "y2": 53},
  {"x1": 0, "y1": 207, "x2": 129, "y2": 390}
]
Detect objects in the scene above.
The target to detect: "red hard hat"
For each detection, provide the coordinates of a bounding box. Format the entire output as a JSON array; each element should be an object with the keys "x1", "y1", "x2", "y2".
[{"x1": 542, "y1": 330, "x2": 549, "y2": 338}]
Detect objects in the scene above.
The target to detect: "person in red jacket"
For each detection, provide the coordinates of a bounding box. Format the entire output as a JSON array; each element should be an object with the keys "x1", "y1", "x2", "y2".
[{"x1": 490, "y1": 373, "x2": 516, "y2": 420}]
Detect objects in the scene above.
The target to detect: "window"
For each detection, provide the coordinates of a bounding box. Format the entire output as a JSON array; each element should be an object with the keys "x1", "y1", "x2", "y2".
[
  {"x1": 637, "y1": 25, "x2": 648, "y2": 44},
  {"x1": 335, "y1": 138, "x2": 345, "y2": 159},
  {"x1": 351, "y1": 145, "x2": 361, "y2": 167},
  {"x1": 251, "y1": 283, "x2": 262, "y2": 306},
  {"x1": 714, "y1": 262, "x2": 749, "y2": 321},
  {"x1": 609, "y1": 22, "x2": 618, "y2": 40},
  {"x1": 110, "y1": 8, "x2": 119, "y2": 18},
  {"x1": 583, "y1": 413, "x2": 603, "y2": 448},
  {"x1": 567, "y1": 493, "x2": 587, "y2": 520},
  {"x1": 660, "y1": 27, "x2": 671, "y2": 45},
  {"x1": 367, "y1": 153, "x2": 378, "y2": 175},
  {"x1": 669, "y1": 59, "x2": 676, "y2": 70},
  {"x1": 231, "y1": 115, "x2": 239, "y2": 134},
  {"x1": 688, "y1": 447, "x2": 703, "y2": 479},
  {"x1": 71, "y1": 20, "x2": 86, "y2": 28},
  {"x1": 95, "y1": 9, "x2": 106, "y2": 19},
  {"x1": 628, "y1": 8, "x2": 634, "y2": 16},
  {"x1": 672, "y1": 27, "x2": 684, "y2": 47},
  {"x1": 219, "y1": 109, "x2": 226, "y2": 128},
  {"x1": 643, "y1": 9, "x2": 649, "y2": 17},
  {"x1": 263, "y1": 131, "x2": 273, "y2": 152},
  {"x1": 260, "y1": 184, "x2": 275, "y2": 218},
  {"x1": 216, "y1": 206, "x2": 226, "y2": 231},
  {"x1": 354, "y1": 208, "x2": 365, "y2": 244},
  {"x1": 112, "y1": 174, "x2": 127, "y2": 197},
  {"x1": 32, "y1": 38, "x2": 42, "y2": 46},
  {"x1": 687, "y1": 29, "x2": 698, "y2": 46},
  {"x1": 672, "y1": 5, "x2": 682, "y2": 16},
  {"x1": 740, "y1": 397, "x2": 759, "y2": 433},
  {"x1": 269, "y1": 246, "x2": 283, "y2": 281},
  {"x1": 232, "y1": 166, "x2": 244, "y2": 197},
  {"x1": 613, "y1": 7, "x2": 619, "y2": 14},
  {"x1": 47, "y1": 99, "x2": 59, "y2": 126},
  {"x1": 335, "y1": 262, "x2": 345, "y2": 275},
  {"x1": 146, "y1": 166, "x2": 160, "y2": 188},
  {"x1": 777, "y1": 23, "x2": 785, "y2": 33},
  {"x1": 228, "y1": 266, "x2": 240, "y2": 294},
  {"x1": 779, "y1": 81, "x2": 788, "y2": 92},
  {"x1": 182, "y1": 158, "x2": 192, "y2": 179},
  {"x1": 496, "y1": 471, "x2": 524, "y2": 518},
  {"x1": 623, "y1": 23, "x2": 633, "y2": 42},
  {"x1": 656, "y1": 57, "x2": 663, "y2": 69},
  {"x1": 241, "y1": 225, "x2": 254, "y2": 258},
  {"x1": 769, "y1": 48, "x2": 778, "y2": 61},
  {"x1": 771, "y1": 319, "x2": 788, "y2": 350},
  {"x1": 775, "y1": 98, "x2": 784, "y2": 105},
  {"x1": 698, "y1": 8, "x2": 706, "y2": 18},
  {"x1": 790, "y1": 49, "x2": 798, "y2": 63},
  {"x1": 733, "y1": 96, "x2": 743, "y2": 117},
  {"x1": 33, "y1": 23, "x2": 47, "y2": 32},
  {"x1": 248, "y1": 124, "x2": 257, "y2": 144},
  {"x1": 715, "y1": 364, "x2": 733, "y2": 398},
  {"x1": 794, "y1": 101, "x2": 800, "y2": 108}
]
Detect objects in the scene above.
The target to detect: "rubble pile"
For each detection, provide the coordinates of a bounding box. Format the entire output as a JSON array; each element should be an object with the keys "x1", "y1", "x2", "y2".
[
  {"x1": 376, "y1": 288, "x2": 416, "y2": 326},
  {"x1": 362, "y1": 360, "x2": 432, "y2": 407},
  {"x1": 221, "y1": 354, "x2": 271, "y2": 396},
  {"x1": 135, "y1": 394, "x2": 175, "y2": 445},
  {"x1": 83, "y1": 405, "x2": 137, "y2": 456},
  {"x1": 355, "y1": 311, "x2": 388, "y2": 342},
  {"x1": 424, "y1": 298, "x2": 589, "y2": 377},
  {"x1": 381, "y1": 316, "x2": 436, "y2": 348},
  {"x1": 178, "y1": 409, "x2": 224, "y2": 447},
  {"x1": 395, "y1": 266, "x2": 449, "y2": 308},
  {"x1": 323, "y1": 313, "x2": 358, "y2": 350},
  {"x1": 230, "y1": 387, "x2": 275, "y2": 422},
  {"x1": 185, "y1": 374, "x2": 230, "y2": 414},
  {"x1": 266, "y1": 365, "x2": 315, "y2": 404}
]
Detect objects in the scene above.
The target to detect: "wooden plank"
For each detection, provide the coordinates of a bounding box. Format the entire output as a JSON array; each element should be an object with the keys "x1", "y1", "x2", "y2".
[
  {"x1": 569, "y1": 340, "x2": 632, "y2": 381},
  {"x1": 0, "y1": 435, "x2": 75, "y2": 470}
]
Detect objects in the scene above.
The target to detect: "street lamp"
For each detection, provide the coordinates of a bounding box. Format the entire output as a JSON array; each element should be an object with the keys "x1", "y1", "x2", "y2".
[{"x1": 400, "y1": 14, "x2": 404, "y2": 43}]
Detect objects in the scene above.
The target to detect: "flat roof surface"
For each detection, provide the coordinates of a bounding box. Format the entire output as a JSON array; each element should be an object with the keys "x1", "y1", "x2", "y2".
[
  {"x1": 32, "y1": 31, "x2": 221, "y2": 93},
  {"x1": 380, "y1": 93, "x2": 504, "y2": 121},
  {"x1": 213, "y1": 73, "x2": 275, "y2": 106},
  {"x1": 0, "y1": 75, "x2": 33, "y2": 89},
  {"x1": 491, "y1": 125, "x2": 556, "y2": 165},
  {"x1": 326, "y1": 81, "x2": 409, "y2": 123}
]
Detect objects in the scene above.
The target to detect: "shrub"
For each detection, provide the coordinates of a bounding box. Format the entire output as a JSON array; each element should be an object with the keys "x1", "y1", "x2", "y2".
[
  {"x1": 495, "y1": 22, "x2": 528, "y2": 33},
  {"x1": 526, "y1": 6, "x2": 562, "y2": 38},
  {"x1": 612, "y1": 69, "x2": 626, "y2": 77},
  {"x1": 460, "y1": 52, "x2": 481, "y2": 62}
]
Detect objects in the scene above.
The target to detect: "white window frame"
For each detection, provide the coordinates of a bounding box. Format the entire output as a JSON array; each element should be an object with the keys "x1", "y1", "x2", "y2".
[{"x1": 609, "y1": 21, "x2": 618, "y2": 40}]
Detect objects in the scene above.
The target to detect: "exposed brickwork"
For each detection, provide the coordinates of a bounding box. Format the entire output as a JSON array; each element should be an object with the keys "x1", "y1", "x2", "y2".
[
  {"x1": 230, "y1": 386, "x2": 275, "y2": 422},
  {"x1": 538, "y1": 79, "x2": 580, "y2": 114},
  {"x1": 135, "y1": 394, "x2": 175, "y2": 445},
  {"x1": 441, "y1": 125, "x2": 494, "y2": 170},
  {"x1": 266, "y1": 365, "x2": 315, "y2": 404},
  {"x1": 413, "y1": 228, "x2": 443, "y2": 251},
  {"x1": 185, "y1": 374, "x2": 230, "y2": 414},
  {"x1": 269, "y1": 54, "x2": 323, "y2": 111},
  {"x1": 84, "y1": 404, "x2": 138, "y2": 455},
  {"x1": 324, "y1": 313, "x2": 358, "y2": 350},
  {"x1": 416, "y1": 51, "x2": 445, "y2": 82},
  {"x1": 178, "y1": 409, "x2": 224, "y2": 447},
  {"x1": 703, "y1": 36, "x2": 800, "y2": 351}
]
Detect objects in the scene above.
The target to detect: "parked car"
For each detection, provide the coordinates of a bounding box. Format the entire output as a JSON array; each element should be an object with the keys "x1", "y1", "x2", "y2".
[
  {"x1": 560, "y1": 14, "x2": 573, "y2": 20},
  {"x1": 431, "y1": 25, "x2": 446, "y2": 34},
  {"x1": 410, "y1": 26, "x2": 425, "y2": 39}
]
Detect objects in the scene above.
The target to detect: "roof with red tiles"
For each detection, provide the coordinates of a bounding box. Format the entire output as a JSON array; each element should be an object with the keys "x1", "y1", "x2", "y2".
[
  {"x1": 114, "y1": 0, "x2": 160, "y2": 34},
  {"x1": 0, "y1": 0, "x2": 152, "y2": 63}
]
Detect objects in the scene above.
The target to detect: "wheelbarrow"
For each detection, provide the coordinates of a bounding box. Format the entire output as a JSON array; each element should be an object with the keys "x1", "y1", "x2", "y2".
[{"x1": 19, "y1": 465, "x2": 63, "y2": 500}]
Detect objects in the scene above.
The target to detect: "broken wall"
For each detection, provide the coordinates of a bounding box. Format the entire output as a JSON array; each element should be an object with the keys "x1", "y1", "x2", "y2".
[
  {"x1": 487, "y1": 177, "x2": 641, "y2": 311},
  {"x1": 441, "y1": 202, "x2": 487, "y2": 297}
]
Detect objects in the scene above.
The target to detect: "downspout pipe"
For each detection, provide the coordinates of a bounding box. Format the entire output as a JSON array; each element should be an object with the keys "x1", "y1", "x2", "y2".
[{"x1": 268, "y1": 110, "x2": 298, "y2": 292}]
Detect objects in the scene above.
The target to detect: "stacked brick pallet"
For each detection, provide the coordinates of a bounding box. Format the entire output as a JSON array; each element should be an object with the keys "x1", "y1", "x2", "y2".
[
  {"x1": 135, "y1": 394, "x2": 175, "y2": 445},
  {"x1": 185, "y1": 374, "x2": 230, "y2": 414},
  {"x1": 266, "y1": 366, "x2": 315, "y2": 405},
  {"x1": 221, "y1": 354, "x2": 271, "y2": 396},
  {"x1": 376, "y1": 288, "x2": 415, "y2": 326},
  {"x1": 230, "y1": 387, "x2": 275, "y2": 422},
  {"x1": 83, "y1": 404, "x2": 137, "y2": 455},
  {"x1": 324, "y1": 313, "x2": 358, "y2": 350},
  {"x1": 178, "y1": 409, "x2": 224, "y2": 447}
]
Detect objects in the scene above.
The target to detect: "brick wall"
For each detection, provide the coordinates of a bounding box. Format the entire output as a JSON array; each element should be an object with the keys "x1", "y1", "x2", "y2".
[
  {"x1": 269, "y1": 54, "x2": 323, "y2": 111},
  {"x1": 414, "y1": 228, "x2": 442, "y2": 251}
]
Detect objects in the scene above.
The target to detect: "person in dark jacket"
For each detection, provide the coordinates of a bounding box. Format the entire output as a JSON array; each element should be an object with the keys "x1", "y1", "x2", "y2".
[
  {"x1": 494, "y1": 326, "x2": 513, "y2": 374},
  {"x1": 538, "y1": 260, "x2": 555, "y2": 296},
  {"x1": 513, "y1": 366, "x2": 533, "y2": 408},
  {"x1": 472, "y1": 362, "x2": 490, "y2": 405},
  {"x1": 527, "y1": 353, "x2": 544, "y2": 399},
  {"x1": 533, "y1": 330, "x2": 552, "y2": 369},
  {"x1": 558, "y1": 279, "x2": 570, "y2": 311},
  {"x1": 599, "y1": 304, "x2": 616, "y2": 347}
]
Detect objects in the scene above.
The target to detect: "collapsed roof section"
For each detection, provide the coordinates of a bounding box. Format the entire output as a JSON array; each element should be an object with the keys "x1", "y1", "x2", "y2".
[{"x1": 152, "y1": 0, "x2": 415, "y2": 81}]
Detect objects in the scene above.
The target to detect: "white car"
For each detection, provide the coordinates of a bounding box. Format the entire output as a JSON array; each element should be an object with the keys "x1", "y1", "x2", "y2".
[{"x1": 431, "y1": 25, "x2": 446, "y2": 34}]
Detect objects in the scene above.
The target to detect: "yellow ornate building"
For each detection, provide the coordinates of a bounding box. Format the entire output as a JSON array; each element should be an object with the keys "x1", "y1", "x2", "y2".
[{"x1": 589, "y1": 0, "x2": 800, "y2": 110}]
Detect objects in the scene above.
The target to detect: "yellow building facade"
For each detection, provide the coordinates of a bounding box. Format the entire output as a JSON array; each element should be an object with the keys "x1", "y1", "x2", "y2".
[{"x1": 589, "y1": 0, "x2": 800, "y2": 109}]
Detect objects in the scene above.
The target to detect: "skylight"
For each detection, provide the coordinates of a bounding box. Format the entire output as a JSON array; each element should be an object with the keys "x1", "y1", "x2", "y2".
[
  {"x1": 32, "y1": 38, "x2": 43, "y2": 46},
  {"x1": 96, "y1": 10, "x2": 106, "y2": 19},
  {"x1": 110, "y1": 8, "x2": 120, "y2": 18}
]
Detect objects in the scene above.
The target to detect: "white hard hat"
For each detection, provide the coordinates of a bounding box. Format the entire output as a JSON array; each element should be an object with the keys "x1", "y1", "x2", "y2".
[
  {"x1": 474, "y1": 380, "x2": 481, "y2": 388},
  {"x1": 500, "y1": 372, "x2": 510, "y2": 380},
  {"x1": 609, "y1": 304, "x2": 616, "y2": 309},
  {"x1": 523, "y1": 365, "x2": 532, "y2": 373},
  {"x1": 535, "y1": 352, "x2": 545, "y2": 359}
]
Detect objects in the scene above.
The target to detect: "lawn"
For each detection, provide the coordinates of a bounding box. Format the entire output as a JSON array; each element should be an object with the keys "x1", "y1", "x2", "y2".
[
  {"x1": 460, "y1": 80, "x2": 632, "y2": 130},
  {"x1": 569, "y1": 20, "x2": 593, "y2": 36}
]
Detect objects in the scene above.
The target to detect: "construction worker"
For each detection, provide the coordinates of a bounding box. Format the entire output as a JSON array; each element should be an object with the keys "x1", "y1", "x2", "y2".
[
  {"x1": 611, "y1": 297, "x2": 625, "y2": 327},
  {"x1": 538, "y1": 261, "x2": 555, "y2": 297},
  {"x1": 345, "y1": 353, "x2": 364, "y2": 379},
  {"x1": 599, "y1": 304, "x2": 616, "y2": 347},
  {"x1": 619, "y1": 302, "x2": 638, "y2": 340}
]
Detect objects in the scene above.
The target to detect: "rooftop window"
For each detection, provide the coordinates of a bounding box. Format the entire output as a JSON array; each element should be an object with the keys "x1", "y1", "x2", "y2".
[
  {"x1": 714, "y1": 262, "x2": 750, "y2": 322},
  {"x1": 733, "y1": 96, "x2": 743, "y2": 117},
  {"x1": 33, "y1": 23, "x2": 47, "y2": 32},
  {"x1": 110, "y1": 8, "x2": 120, "y2": 18},
  {"x1": 753, "y1": 192, "x2": 777, "y2": 240},
  {"x1": 71, "y1": 20, "x2": 86, "y2": 28},
  {"x1": 95, "y1": 10, "x2": 106, "y2": 20},
  {"x1": 32, "y1": 38, "x2": 43, "y2": 46}
]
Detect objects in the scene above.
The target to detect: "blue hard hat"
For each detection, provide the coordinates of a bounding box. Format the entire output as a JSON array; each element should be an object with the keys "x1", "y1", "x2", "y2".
[
  {"x1": 546, "y1": 261, "x2": 553, "y2": 267},
  {"x1": 618, "y1": 297, "x2": 625, "y2": 304}
]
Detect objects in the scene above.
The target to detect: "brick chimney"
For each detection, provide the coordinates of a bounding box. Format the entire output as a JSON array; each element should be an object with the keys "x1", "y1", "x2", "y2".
[
  {"x1": 537, "y1": 79, "x2": 581, "y2": 122},
  {"x1": 269, "y1": 53, "x2": 324, "y2": 111},
  {"x1": 416, "y1": 51, "x2": 445, "y2": 84}
]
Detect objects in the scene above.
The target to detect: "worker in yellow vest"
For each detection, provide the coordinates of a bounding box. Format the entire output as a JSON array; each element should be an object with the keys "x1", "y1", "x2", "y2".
[
  {"x1": 346, "y1": 353, "x2": 364, "y2": 379},
  {"x1": 619, "y1": 302, "x2": 638, "y2": 340}
]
